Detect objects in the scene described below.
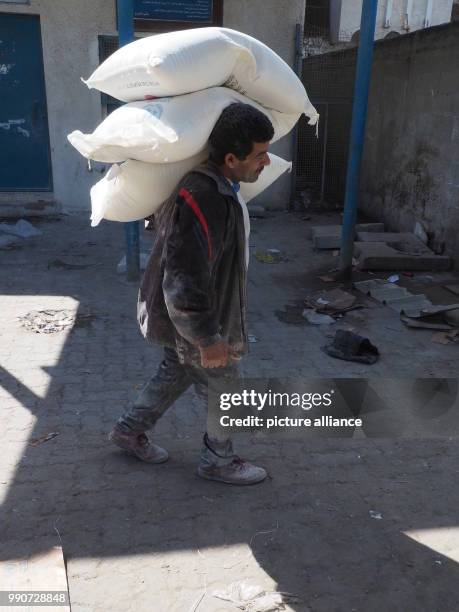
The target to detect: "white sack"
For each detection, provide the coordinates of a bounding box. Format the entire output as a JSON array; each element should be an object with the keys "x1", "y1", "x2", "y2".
[
  {"x1": 82, "y1": 27, "x2": 318, "y2": 121},
  {"x1": 239, "y1": 155, "x2": 292, "y2": 202},
  {"x1": 90, "y1": 152, "x2": 206, "y2": 226},
  {"x1": 68, "y1": 88, "x2": 300, "y2": 164},
  {"x1": 90, "y1": 153, "x2": 291, "y2": 226}
]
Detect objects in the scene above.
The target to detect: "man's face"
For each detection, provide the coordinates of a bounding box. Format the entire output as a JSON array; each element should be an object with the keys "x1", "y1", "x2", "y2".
[{"x1": 224, "y1": 141, "x2": 271, "y2": 183}]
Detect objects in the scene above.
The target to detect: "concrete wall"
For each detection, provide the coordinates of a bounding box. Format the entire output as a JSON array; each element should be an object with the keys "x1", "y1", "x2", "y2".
[
  {"x1": 0, "y1": 0, "x2": 306, "y2": 215},
  {"x1": 0, "y1": 0, "x2": 116, "y2": 214},
  {"x1": 360, "y1": 22, "x2": 459, "y2": 267},
  {"x1": 331, "y1": 0, "x2": 453, "y2": 43}
]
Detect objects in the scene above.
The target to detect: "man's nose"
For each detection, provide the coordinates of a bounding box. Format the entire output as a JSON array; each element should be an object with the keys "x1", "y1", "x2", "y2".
[{"x1": 264, "y1": 153, "x2": 271, "y2": 166}]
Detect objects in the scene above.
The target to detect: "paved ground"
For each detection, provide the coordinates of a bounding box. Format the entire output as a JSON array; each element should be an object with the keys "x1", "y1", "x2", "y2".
[{"x1": 1, "y1": 210, "x2": 459, "y2": 611}]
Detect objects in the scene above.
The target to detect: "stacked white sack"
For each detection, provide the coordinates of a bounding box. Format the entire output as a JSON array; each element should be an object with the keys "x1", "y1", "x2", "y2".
[
  {"x1": 69, "y1": 27, "x2": 318, "y2": 225},
  {"x1": 68, "y1": 88, "x2": 300, "y2": 164},
  {"x1": 90, "y1": 153, "x2": 292, "y2": 226},
  {"x1": 82, "y1": 27, "x2": 319, "y2": 123}
]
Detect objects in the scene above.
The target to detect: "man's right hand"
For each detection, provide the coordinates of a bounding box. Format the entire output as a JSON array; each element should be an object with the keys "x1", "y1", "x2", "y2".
[{"x1": 199, "y1": 340, "x2": 238, "y2": 369}]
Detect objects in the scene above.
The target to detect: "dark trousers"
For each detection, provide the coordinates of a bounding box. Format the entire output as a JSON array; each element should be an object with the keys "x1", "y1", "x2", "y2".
[{"x1": 118, "y1": 347, "x2": 240, "y2": 443}]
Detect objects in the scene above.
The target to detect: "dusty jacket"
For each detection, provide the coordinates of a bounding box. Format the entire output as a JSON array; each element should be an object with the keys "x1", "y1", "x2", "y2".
[{"x1": 137, "y1": 160, "x2": 248, "y2": 365}]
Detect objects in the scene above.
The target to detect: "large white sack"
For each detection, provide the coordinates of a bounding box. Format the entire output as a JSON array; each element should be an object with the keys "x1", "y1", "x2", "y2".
[
  {"x1": 90, "y1": 152, "x2": 206, "y2": 226},
  {"x1": 82, "y1": 27, "x2": 318, "y2": 121},
  {"x1": 90, "y1": 153, "x2": 291, "y2": 226},
  {"x1": 240, "y1": 155, "x2": 292, "y2": 202},
  {"x1": 68, "y1": 87, "x2": 300, "y2": 164}
]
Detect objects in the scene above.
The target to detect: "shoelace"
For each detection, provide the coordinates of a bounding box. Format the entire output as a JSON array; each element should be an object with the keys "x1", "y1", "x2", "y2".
[
  {"x1": 137, "y1": 433, "x2": 149, "y2": 446},
  {"x1": 232, "y1": 456, "x2": 246, "y2": 470}
]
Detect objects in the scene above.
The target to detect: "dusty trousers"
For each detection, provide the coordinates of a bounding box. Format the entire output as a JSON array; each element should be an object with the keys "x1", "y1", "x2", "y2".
[{"x1": 117, "y1": 346, "x2": 240, "y2": 443}]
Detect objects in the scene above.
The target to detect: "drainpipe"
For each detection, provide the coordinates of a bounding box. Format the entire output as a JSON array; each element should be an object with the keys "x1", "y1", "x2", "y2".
[
  {"x1": 339, "y1": 0, "x2": 378, "y2": 279},
  {"x1": 424, "y1": 0, "x2": 433, "y2": 28},
  {"x1": 404, "y1": 0, "x2": 413, "y2": 30},
  {"x1": 289, "y1": 23, "x2": 303, "y2": 211},
  {"x1": 117, "y1": 0, "x2": 140, "y2": 281},
  {"x1": 383, "y1": 0, "x2": 393, "y2": 28}
]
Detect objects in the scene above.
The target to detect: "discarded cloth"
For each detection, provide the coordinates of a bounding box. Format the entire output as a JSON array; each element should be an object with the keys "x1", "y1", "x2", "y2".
[{"x1": 322, "y1": 329, "x2": 380, "y2": 364}]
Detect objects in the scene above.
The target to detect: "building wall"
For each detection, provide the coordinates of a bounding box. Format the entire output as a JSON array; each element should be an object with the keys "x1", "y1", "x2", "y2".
[
  {"x1": 0, "y1": 0, "x2": 116, "y2": 214},
  {"x1": 331, "y1": 0, "x2": 454, "y2": 43},
  {"x1": 0, "y1": 0, "x2": 306, "y2": 215},
  {"x1": 360, "y1": 22, "x2": 459, "y2": 267}
]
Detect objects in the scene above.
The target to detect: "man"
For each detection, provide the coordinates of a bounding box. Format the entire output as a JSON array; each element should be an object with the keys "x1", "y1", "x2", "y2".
[{"x1": 109, "y1": 103, "x2": 274, "y2": 485}]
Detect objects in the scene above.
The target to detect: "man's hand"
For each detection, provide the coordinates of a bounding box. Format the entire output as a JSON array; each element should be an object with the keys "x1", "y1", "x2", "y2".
[{"x1": 199, "y1": 340, "x2": 240, "y2": 368}]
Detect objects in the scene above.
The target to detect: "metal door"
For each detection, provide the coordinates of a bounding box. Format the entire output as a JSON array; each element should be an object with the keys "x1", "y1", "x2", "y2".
[{"x1": 0, "y1": 13, "x2": 52, "y2": 191}]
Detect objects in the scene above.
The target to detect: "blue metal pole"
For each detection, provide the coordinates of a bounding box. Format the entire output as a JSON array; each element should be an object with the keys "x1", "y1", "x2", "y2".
[
  {"x1": 117, "y1": 0, "x2": 140, "y2": 281},
  {"x1": 339, "y1": 0, "x2": 378, "y2": 278}
]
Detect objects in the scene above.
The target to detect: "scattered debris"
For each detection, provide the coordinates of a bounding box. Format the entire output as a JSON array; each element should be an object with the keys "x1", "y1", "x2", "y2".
[
  {"x1": 318, "y1": 275, "x2": 336, "y2": 283},
  {"x1": 369, "y1": 510, "x2": 383, "y2": 520},
  {"x1": 0, "y1": 219, "x2": 42, "y2": 238},
  {"x1": 117, "y1": 252, "x2": 149, "y2": 273},
  {"x1": 255, "y1": 249, "x2": 287, "y2": 264},
  {"x1": 18, "y1": 309, "x2": 94, "y2": 333},
  {"x1": 47, "y1": 259, "x2": 96, "y2": 270},
  {"x1": 400, "y1": 304, "x2": 459, "y2": 330},
  {"x1": 248, "y1": 334, "x2": 259, "y2": 343},
  {"x1": 30, "y1": 432, "x2": 59, "y2": 447},
  {"x1": 302, "y1": 309, "x2": 335, "y2": 325},
  {"x1": 322, "y1": 330, "x2": 380, "y2": 364},
  {"x1": 213, "y1": 581, "x2": 298, "y2": 612},
  {"x1": 387, "y1": 274, "x2": 399, "y2": 283},
  {"x1": 431, "y1": 330, "x2": 459, "y2": 345},
  {"x1": 305, "y1": 288, "x2": 358, "y2": 315},
  {"x1": 354, "y1": 278, "x2": 432, "y2": 314}
]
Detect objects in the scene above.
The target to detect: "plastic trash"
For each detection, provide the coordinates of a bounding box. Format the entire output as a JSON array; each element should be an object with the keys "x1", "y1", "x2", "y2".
[
  {"x1": 302, "y1": 309, "x2": 335, "y2": 325},
  {"x1": 0, "y1": 219, "x2": 42, "y2": 238}
]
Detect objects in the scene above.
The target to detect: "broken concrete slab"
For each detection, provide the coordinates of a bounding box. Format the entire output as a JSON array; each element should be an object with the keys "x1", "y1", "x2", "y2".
[
  {"x1": 385, "y1": 294, "x2": 432, "y2": 313},
  {"x1": 354, "y1": 242, "x2": 451, "y2": 271},
  {"x1": 354, "y1": 278, "x2": 433, "y2": 314},
  {"x1": 356, "y1": 233, "x2": 435, "y2": 260},
  {"x1": 310, "y1": 223, "x2": 385, "y2": 249}
]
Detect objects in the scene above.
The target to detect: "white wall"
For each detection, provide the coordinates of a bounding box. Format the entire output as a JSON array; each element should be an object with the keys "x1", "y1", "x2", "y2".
[{"x1": 333, "y1": 0, "x2": 454, "y2": 43}]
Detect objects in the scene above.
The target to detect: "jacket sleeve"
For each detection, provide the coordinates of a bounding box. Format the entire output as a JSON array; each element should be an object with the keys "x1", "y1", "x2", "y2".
[{"x1": 162, "y1": 185, "x2": 227, "y2": 347}]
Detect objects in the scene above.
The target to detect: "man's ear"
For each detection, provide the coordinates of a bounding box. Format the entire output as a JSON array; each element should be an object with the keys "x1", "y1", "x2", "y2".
[{"x1": 224, "y1": 152, "x2": 238, "y2": 168}]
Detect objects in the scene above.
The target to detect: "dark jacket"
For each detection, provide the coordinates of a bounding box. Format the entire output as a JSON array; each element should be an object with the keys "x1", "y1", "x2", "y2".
[{"x1": 137, "y1": 160, "x2": 249, "y2": 365}]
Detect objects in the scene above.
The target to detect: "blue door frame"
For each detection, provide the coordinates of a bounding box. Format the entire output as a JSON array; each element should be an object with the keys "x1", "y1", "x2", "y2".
[{"x1": 0, "y1": 13, "x2": 53, "y2": 191}]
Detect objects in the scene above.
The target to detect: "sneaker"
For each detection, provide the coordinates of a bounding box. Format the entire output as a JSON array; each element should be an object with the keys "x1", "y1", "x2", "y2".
[
  {"x1": 108, "y1": 425, "x2": 169, "y2": 464},
  {"x1": 197, "y1": 434, "x2": 267, "y2": 485}
]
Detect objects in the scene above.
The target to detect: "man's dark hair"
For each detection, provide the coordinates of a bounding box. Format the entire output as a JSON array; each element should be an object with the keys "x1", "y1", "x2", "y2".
[{"x1": 209, "y1": 103, "x2": 274, "y2": 165}]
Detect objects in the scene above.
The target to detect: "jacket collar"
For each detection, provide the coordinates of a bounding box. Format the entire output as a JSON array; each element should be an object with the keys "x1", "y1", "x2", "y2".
[{"x1": 192, "y1": 159, "x2": 239, "y2": 202}]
